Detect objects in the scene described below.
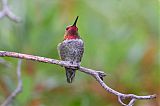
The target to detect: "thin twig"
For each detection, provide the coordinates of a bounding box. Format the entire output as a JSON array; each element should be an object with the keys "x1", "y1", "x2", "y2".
[
  {"x1": 0, "y1": 0, "x2": 20, "y2": 22},
  {"x1": 1, "y1": 59, "x2": 22, "y2": 106},
  {"x1": 0, "y1": 51, "x2": 157, "y2": 106}
]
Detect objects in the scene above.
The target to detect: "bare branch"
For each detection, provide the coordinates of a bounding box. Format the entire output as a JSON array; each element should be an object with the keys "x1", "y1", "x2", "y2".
[
  {"x1": 0, "y1": 51, "x2": 156, "y2": 106},
  {"x1": 0, "y1": 0, "x2": 20, "y2": 22},
  {"x1": 1, "y1": 59, "x2": 22, "y2": 106},
  {"x1": 0, "y1": 51, "x2": 78, "y2": 69},
  {"x1": 79, "y1": 67, "x2": 156, "y2": 105}
]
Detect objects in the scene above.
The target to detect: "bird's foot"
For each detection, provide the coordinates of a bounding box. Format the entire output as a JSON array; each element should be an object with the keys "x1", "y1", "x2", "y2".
[
  {"x1": 66, "y1": 61, "x2": 79, "y2": 70},
  {"x1": 72, "y1": 62, "x2": 80, "y2": 70}
]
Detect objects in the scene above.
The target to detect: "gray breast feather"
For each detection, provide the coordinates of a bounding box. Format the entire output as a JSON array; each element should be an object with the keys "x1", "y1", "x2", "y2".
[{"x1": 58, "y1": 39, "x2": 84, "y2": 64}]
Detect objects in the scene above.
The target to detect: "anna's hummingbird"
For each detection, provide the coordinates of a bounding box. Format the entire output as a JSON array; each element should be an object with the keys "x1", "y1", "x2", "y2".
[{"x1": 58, "y1": 16, "x2": 84, "y2": 83}]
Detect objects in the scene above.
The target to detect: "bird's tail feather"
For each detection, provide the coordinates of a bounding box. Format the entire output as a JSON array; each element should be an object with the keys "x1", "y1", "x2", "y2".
[{"x1": 65, "y1": 68, "x2": 76, "y2": 83}]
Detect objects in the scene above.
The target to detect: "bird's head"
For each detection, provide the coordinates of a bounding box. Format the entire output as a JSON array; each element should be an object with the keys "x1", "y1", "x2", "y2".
[{"x1": 64, "y1": 16, "x2": 80, "y2": 40}]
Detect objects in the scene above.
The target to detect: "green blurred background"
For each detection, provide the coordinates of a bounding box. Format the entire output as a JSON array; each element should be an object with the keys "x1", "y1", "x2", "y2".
[{"x1": 0, "y1": 0, "x2": 159, "y2": 106}]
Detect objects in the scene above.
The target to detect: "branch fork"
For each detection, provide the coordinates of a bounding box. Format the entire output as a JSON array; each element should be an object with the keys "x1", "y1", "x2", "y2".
[{"x1": 0, "y1": 0, "x2": 20, "y2": 22}]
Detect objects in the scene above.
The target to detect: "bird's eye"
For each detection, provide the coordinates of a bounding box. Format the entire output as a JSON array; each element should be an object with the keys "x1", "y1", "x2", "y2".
[{"x1": 66, "y1": 27, "x2": 69, "y2": 30}]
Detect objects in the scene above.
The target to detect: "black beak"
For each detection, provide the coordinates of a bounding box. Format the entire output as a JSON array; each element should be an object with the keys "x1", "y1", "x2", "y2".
[{"x1": 72, "y1": 16, "x2": 79, "y2": 26}]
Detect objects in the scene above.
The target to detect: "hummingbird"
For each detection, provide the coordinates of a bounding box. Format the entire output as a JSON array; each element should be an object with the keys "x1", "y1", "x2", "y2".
[{"x1": 58, "y1": 16, "x2": 84, "y2": 83}]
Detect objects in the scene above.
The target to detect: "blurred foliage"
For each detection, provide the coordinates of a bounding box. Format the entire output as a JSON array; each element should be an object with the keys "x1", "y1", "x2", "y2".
[{"x1": 0, "y1": 0, "x2": 159, "y2": 106}]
